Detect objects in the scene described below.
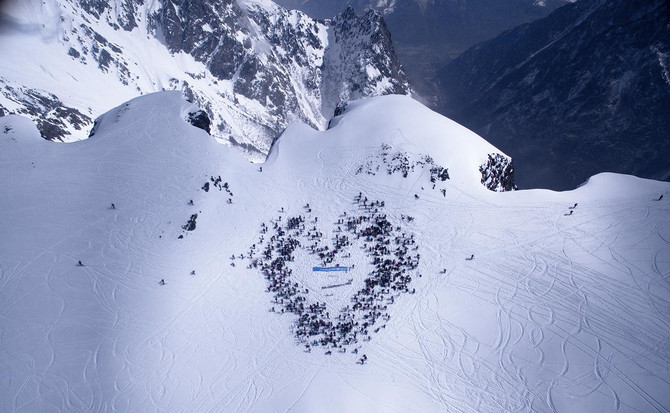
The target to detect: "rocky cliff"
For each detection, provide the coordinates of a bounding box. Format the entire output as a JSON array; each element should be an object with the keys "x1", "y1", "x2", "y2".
[{"x1": 0, "y1": 0, "x2": 410, "y2": 158}]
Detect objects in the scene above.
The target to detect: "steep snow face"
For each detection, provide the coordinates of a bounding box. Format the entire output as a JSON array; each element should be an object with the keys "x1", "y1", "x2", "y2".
[
  {"x1": 0, "y1": 0, "x2": 409, "y2": 159},
  {"x1": 2, "y1": 92, "x2": 670, "y2": 412}
]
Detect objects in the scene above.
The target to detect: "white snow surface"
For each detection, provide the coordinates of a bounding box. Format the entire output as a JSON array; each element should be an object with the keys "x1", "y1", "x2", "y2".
[{"x1": 1, "y1": 92, "x2": 670, "y2": 412}]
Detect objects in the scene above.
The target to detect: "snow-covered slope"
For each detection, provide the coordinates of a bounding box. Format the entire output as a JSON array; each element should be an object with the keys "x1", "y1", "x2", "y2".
[
  {"x1": 0, "y1": 0, "x2": 409, "y2": 159},
  {"x1": 1, "y1": 93, "x2": 670, "y2": 412}
]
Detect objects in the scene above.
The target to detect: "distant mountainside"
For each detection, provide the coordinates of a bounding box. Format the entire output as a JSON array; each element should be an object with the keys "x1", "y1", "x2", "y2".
[
  {"x1": 0, "y1": 0, "x2": 409, "y2": 158},
  {"x1": 438, "y1": 0, "x2": 670, "y2": 190},
  {"x1": 274, "y1": 0, "x2": 571, "y2": 105}
]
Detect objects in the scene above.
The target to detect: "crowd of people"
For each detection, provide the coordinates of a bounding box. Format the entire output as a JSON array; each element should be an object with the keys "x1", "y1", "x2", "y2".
[{"x1": 243, "y1": 192, "x2": 421, "y2": 361}]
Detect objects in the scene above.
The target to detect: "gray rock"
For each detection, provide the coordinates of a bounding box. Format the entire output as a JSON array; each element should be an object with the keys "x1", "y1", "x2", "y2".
[
  {"x1": 187, "y1": 110, "x2": 211, "y2": 134},
  {"x1": 1, "y1": 0, "x2": 410, "y2": 154}
]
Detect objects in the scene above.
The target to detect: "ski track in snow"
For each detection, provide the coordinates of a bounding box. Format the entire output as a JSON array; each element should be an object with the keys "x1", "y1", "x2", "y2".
[{"x1": 1, "y1": 94, "x2": 670, "y2": 412}]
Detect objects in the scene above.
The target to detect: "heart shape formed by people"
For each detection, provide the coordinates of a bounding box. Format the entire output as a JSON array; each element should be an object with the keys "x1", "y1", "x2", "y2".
[{"x1": 246, "y1": 193, "x2": 420, "y2": 360}]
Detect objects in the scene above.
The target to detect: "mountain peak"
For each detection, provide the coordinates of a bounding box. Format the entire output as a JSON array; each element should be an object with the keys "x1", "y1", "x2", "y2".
[{"x1": 0, "y1": 0, "x2": 410, "y2": 160}]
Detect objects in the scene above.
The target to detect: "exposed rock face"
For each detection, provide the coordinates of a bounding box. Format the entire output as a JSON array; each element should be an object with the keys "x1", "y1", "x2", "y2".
[
  {"x1": 149, "y1": 0, "x2": 325, "y2": 150},
  {"x1": 0, "y1": 0, "x2": 410, "y2": 158},
  {"x1": 321, "y1": 7, "x2": 409, "y2": 117},
  {"x1": 187, "y1": 110, "x2": 211, "y2": 134},
  {"x1": 480, "y1": 153, "x2": 516, "y2": 192},
  {"x1": 0, "y1": 81, "x2": 91, "y2": 141},
  {"x1": 439, "y1": 0, "x2": 670, "y2": 190},
  {"x1": 150, "y1": 1, "x2": 410, "y2": 152},
  {"x1": 274, "y1": 0, "x2": 571, "y2": 105},
  {"x1": 78, "y1": 0, "x2": 140, "y2": 30}
]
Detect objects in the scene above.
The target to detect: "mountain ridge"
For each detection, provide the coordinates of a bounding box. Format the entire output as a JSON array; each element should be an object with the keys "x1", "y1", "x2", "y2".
[
  {"x1": 273, "y1": 0, "x2": 573, "y2": 105},
  {"x1": 0, "y1": 0, "x2": 410, "y2": 159}
]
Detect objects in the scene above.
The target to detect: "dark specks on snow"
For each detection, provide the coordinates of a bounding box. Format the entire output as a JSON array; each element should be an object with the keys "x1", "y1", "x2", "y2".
[{"x1": 182, "y1": 214, "x2": 198, "y2": 232}]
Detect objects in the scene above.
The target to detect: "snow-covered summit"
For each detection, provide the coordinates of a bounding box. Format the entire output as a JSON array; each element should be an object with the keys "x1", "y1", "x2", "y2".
[
  {"x1": 0, "y1": 0, "x2": 409, "y2": 159},
  {"x1": 270, "y1": 95, "x2": 513, "y2": 192}
]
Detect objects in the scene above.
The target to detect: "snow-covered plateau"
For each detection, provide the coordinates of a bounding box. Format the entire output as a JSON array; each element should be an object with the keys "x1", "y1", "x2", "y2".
[{"x1": 1, "y1": 92, "x2": 669, "y2": 412}]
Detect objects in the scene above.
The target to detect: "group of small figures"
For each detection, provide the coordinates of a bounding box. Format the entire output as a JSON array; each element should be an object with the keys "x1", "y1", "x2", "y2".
[{"x1": 243, "y1": 192, "x2": 421, "y2": 363}]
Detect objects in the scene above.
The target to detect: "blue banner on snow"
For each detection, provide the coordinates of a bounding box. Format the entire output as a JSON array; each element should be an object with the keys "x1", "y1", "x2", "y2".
[{"x1": 312, "y1": 266, "x2": 349, "y2": 272}]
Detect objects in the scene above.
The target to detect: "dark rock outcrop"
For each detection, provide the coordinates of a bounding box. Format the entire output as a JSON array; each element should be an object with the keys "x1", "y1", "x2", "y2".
[
  {"x1": 187, "y1": 110, "x2": 211, "y2": 134},
  {"x1": 480, "y1": 154, "x2": 516, "y2": 192},
  {"x1": 182, "y1": 214, "x2": 198, "y2": 232},
  {"x1": 149, "y1": 1, "x2": 409, "y2": 154}
]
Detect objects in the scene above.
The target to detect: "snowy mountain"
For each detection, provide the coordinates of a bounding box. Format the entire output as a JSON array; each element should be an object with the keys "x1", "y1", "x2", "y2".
[
  {"x1": 438, "y1": 0, "x2": 670, "y2": 190},
  {"x1": 1, "y1": 92, "x2": 670, "y2": 412},
  {"x1": 274, "y1": 0, "x2": 573, "y2": 104},
  {"x1": 0, "y1": 0, "x2": 409, "y2": 158}
]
